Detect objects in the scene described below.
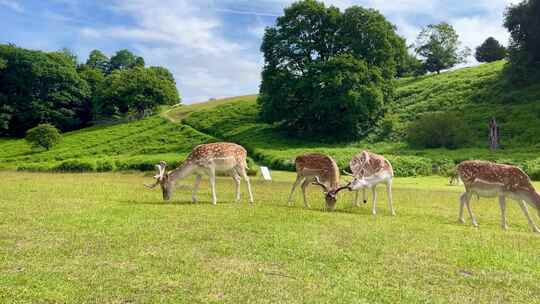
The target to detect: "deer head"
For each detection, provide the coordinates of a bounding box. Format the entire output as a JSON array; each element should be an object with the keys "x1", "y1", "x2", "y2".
[
  {"x1": 312, "y1": 176, "x2": 351, "y2": 211},
  {"x1": 144, "y1": 161, "x2": 173, "y2": 200}
]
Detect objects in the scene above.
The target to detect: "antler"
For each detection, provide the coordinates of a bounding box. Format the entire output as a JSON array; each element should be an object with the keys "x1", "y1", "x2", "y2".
[
  {"x1": 333, "y1": 181, "x2": 352, "y2": 194},
  {"x1": 312, "y1": 176, "x2": 329, "y2": 192},
  {"x1": 144, "y1": 162, "x2": 167, "y2": 189},
  {"x1": 342, "y1": 169, "x2": 354, "y2": 176}
]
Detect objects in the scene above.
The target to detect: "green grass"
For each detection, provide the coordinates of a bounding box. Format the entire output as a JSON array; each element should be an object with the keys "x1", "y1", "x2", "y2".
[{"x1": 1, "y1": 171, "x2": 540, "y2": 303}]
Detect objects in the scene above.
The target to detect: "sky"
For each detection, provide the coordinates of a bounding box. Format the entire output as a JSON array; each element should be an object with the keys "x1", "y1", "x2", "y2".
[{"x1": 0, "y1": 0, "x2": 523, "y2": 103}]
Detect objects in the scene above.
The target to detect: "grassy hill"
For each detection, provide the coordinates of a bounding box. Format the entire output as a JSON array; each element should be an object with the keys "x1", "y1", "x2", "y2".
[{"x1": 2, "y1": 60, "x2": 540, "y2": 177}]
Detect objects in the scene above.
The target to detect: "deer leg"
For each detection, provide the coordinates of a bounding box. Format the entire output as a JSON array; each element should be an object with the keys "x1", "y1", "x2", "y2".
[
  {"x1": 371, "y1": 186, "x2": 377, "y2": 216},
  {"x1": 386, "y1": 181, "x2": 396, "y2": 216},
  {"x1": 353, "y1": 191, "x2": 359, "y2": 207},
  {"x1": 301, "y1": 179, "x2": 311, "y2": 208},
  {"x1": 458, "y1": 192, "x2": 467, "y2": 224},
  {"x1": 192, "y1": 175, "x2": 202, "y2": 203},
  {"x1": 231, "y1": 170, "x2": 241, "y2": 202},
  {"x1": 518, "y1": 200, "x2": 540, "y2": 233},
  {"x1": 363, "y1": 188, "x2": 367, "y2": 204},
  {"x1": 464, "y1": 193, "x2": 478, "y2": 227},
  {"x1": 498, "y1": 195, "x2": 508, "y2": 230},
  {"x1": 238, "y1": 165, "x2": 254, "y2": 204},
  {"x1": 208, "y1": 167, "x2": 217, "y2": 205},
  {"x1": 288, "y1": 175, "x2": 302, "y2": 206}
]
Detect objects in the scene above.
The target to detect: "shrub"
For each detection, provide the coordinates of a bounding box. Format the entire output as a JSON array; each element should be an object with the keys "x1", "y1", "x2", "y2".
[
  {"x1": 54, "y1": 160, "x2": 96, "y2": 172},
  {"x1": 25, "y1": 124, "x2": 62, "y2": 150},
  {"x1": 385, "y1": 155, "x2": 433, "y2": 177},
  {"x1": 96, "y1": 160, "x2": 116, "y2": 172},
  {"x1": 406, "y1": 112, "x2": 471, "y2": 149}
]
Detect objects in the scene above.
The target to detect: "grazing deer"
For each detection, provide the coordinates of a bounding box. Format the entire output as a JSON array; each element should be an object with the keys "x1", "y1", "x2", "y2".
[
  {"x1": 456, "y1": 160, "x2": 540, "y2": 232},
  {"x1": 346, "y1": 151, "x2": 395, "y2": 216},
  {"x1": 145, "y1": 142, "x2": 254, "y2": 205},
  {"x1": 287, "y1": 153, "x2": 350, "y2": 211}
]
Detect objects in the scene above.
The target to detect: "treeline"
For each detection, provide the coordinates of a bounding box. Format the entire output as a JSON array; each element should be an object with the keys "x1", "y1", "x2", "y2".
[{"x1": 0, "y1": 45, "x2": 180, "y2": 137}]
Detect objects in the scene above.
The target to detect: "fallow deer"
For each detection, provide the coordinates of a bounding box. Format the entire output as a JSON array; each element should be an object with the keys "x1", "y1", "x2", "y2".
[
  {"x1": 346, "y1": 151, "x2": 395, "y2": 216},
  {"x1": 456, "y1": 160, "x2": 540, "y2": 232},
  {"x1": 145, "y1": 142, "x2": 254, "y2": 205},
  {"x1": 287, "y1": 153, "x2": 350, "y2": 211}
]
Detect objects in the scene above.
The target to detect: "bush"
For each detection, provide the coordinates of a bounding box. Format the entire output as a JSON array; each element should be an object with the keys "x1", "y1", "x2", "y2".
[
  {"x1": 54, "y1": 160, "x2": 96, "y2": 172},
  {"x1": 385, "y1": 155, "x2": 433, "y2": 177},
  {"x1": 406, "y1": 112, "x2": 471, "y2": 149},
  {"x1": 25, "y1": 124, "x2": 62, "y2": 150},
  {"x1": 96, "y1": 160, "x2": 115, "y2": 172}
]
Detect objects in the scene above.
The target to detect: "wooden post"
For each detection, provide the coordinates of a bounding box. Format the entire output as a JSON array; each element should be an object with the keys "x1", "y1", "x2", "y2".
[{"x1": 489, "y1": 117, "x2": 499, "y2": 150}]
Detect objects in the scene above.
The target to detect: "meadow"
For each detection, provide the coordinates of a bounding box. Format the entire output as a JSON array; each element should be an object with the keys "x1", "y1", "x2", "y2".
[{"x1": 1, "y1": 171, "x2": 540, "y2": 303}]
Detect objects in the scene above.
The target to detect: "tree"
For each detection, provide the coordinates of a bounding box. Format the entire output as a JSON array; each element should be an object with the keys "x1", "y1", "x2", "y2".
[
  {"x1": 108, "y1": 49, "x2": 143, "y2": 72},
  {"x1": 504, "y1": 0, "x2": 540, "y2": 85},
  {"x1": 396, "y1": 50, "x2": 426, "y2": 77},
  {"x1": 258, "y1": 0, "x2": 406, "y2": 139},
  {"x1": 98, "y1": 66, "x2": 180, "y2": 118},
  {"x1": 25, "y1": 124, "x2": 62, "y2": 150},
  {"x1": 86, "y1": 50, "x2": 109, "y2": 74},
  {"x1": 475, "y1": 37, "x2": 507, "y2": 62},
  {"x1": 0, "y1": 44, "x2": 90, "y2": 137},
  {"x1": 59, "y1": 48, "x2": 78, "y2": 66},
  {"x1": 415, "y1": 23, "x2": 470, "y2": 74}
]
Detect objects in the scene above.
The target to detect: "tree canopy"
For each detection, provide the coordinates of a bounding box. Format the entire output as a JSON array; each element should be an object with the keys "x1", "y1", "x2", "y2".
[
  {"x1": 415, "y1": 23, "x2": 470, "y2": 74},
  {"x1": 475, "y1": 37, "x2": 507, "y2": 63},
  {"x1": 258, "y1": 0, "x2": 406, "y2": 139},
  {"x1": 504, "y1": 0, "x2": 540, "y2": 85},
  {"x1": 0, "y1": 44, "x2": 180, "y2": 137}
]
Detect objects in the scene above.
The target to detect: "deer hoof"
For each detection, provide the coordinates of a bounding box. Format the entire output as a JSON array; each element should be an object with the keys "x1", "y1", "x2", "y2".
[{"x1": 458, "y1": 218, "x2": 465, "y2": 224}]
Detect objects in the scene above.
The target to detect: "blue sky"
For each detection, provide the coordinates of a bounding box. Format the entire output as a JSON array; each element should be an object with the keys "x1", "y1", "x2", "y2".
[{"x1": 0, "y1": 0, "x2": 521, "y2": 103}]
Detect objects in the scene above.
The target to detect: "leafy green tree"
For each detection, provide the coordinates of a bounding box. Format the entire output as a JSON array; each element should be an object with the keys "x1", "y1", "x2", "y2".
[
  {"x1": 77, "y1": 64, "x2": 105, "y2": 121},
  {"x1": 98, "y1": 67, "x2": 180, "y2": 118},
  {"x1": 59, "y1": 48, "x2": 78, "y2": 66},
  {"x1": 415, "y1": 23, "x2": 470, "y2": 74},
  {"x1": 504, "y1": 0, "x2": 540, "y2": 85},
  {"x1": 397, "y1": 51, "x2": 426, "y2": 77},
  {"x1": 0, "y1": 44, "x2": 90, "y2": 136},
  {"x1": 25, "y1": 123, "x2": 62, "y2": 150},
  {"x1": 259, "y1": 0, "x2": 406, "y2": 138},
  {"x1": 109, "y1": 49, "x2": 143, "y2": 72},
  {"x1": 86, "y1": 50, "x2": 109, "y2": 74},
  {"x1": 475, "y1": 37, "x2": 507, "y2": 62}
]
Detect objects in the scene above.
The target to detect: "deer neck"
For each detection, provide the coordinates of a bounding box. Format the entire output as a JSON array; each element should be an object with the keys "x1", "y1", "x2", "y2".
[{"x1": 168, "y1": 160, "x2": 197, "y2": 181}]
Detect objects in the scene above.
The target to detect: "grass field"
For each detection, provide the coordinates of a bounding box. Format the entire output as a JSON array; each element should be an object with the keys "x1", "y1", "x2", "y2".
[{"x1": 2, "y1": 171, "x2": 540, "y2": 303}]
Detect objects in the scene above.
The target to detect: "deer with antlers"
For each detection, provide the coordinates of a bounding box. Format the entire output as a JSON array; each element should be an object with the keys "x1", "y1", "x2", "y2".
[
  {"x1": 456, "y1": 160, "x2": 540, "y2": 232},
  {"x1": 145, "y1": 142, "x2": 254, "y2": 205},
  {"x1": 287, "y1": 153, "x2": 350, "y2": 211},
  {"x1": 346, "y1": 151, "x2": 395, "y2": 216}
]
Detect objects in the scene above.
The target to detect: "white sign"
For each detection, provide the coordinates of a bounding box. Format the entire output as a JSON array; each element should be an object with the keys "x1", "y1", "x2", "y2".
[{"x1": 260, "y1": 166, "x2": 272, "y2": 181}]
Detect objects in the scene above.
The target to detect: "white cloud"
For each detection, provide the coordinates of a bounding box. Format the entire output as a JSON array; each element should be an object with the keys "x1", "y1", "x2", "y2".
[{"x1": 0, "y1": 0, "x2": 23, "y2": 13}]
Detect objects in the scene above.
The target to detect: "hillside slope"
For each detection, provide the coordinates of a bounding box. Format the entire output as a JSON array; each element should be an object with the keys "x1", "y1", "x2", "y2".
[
  {"x1": 0, "y1": 116, "x2": 216, "y2": 171},
  {"x1": 2, "y1": 61, "x2": 540, "y2": 177},
  {"x1": 172, "y1": 61, "x2": 540, "y2": 177}
]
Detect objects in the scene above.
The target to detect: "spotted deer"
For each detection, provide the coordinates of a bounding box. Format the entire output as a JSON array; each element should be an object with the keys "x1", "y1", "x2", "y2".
[
  {"x1": 287, "y1": 153, "x2": 350, "y2": 211},
  {"x1": 346, "y1": 151, "x2": 395, "y2": 216},
  {"x1": 456, "y1": 160, "x2": 540, "y2": 232},
  {"x1": 145, "y1": 142, "x2": 253, "y2": 205}
]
